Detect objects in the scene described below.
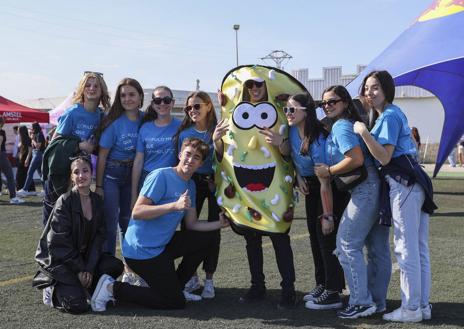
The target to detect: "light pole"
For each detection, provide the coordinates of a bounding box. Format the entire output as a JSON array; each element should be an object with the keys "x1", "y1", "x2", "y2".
[{"x1": 233, "y1": 24, "x2": 240, "y2": 67}]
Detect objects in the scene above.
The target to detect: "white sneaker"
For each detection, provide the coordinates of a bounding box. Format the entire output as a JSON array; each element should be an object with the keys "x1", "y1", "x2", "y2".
[
  {"x1": 121, "y1": 272, "x2": 149, "y2": 287},
  {"x1": 10, "y1": 197, "x2": 25, "y2": 204},
  {"x1": 37, "y1": 191, "x2": 45, "y2": 197},
  {"x1": 183, "y1": 290, "x2": 202, "y2": 302},
  {"x1": 16, "y1": 189, "x2": 29, "y2": 197},
  {"x1": 422, "y1": 304, "x2": 432, "y2": 320},
  {"x1": 383, "y1": 307, "x2": 422, "y2": 323},
  {"x1": 201, "y1": 279, "x2": 215, "y2": 299},
  {"x1": 91, "y1": 274, "x2": 115, "y2": 312},
  {"x1": 184, "y1": 275, "x2": 201, "y2": 293},
  {"x1": 42, "y1": 287, "x2": 53, "y2": 307}
]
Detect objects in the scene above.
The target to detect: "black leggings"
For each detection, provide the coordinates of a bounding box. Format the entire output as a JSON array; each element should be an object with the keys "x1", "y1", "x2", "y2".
[
  {"x1": 52, "y1": 254, "x2": 123, "y2": 314},
  {"x1": 304, "y1": 176, "x2": 350, "y2": 292},
  {"x1": 113, "y1": 230, "x2": 220, "y2": 309}
]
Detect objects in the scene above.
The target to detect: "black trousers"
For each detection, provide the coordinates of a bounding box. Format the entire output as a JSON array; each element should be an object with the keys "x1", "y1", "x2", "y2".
[
  {"x1": 16, "y1": 162, "x2": 35, "y2": 191},
  {"x1": 304, "y1": 176, "x2": 350, "y2": 292},
  {"x1": 52, "y1": 254, "x2": 123, "y2": 314},
  {"x1": 42, "y1": 179, "x2": 61, "y2": 226},
  {"x1": 181, "y1": 173, "x2": 221, "y2": 274},
  {"x1": 243, "y1": 231, "x2": 296, "y2": 292},
  {"x1": 114, "y1": 230, "x2": 220, "y2": 309}
]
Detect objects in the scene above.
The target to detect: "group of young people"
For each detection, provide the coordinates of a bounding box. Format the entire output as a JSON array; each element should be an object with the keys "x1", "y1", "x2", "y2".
[{"x1": 32, "y1": 69, "x2": 435, "y2": 323}]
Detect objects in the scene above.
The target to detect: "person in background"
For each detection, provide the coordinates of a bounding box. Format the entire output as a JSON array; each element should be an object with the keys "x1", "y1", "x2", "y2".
[
  {"x1": 174, "y1": 91, "x2": 220, "y2": 299},
  {"x1": 96, "y1": 78, "x2": 144, "y2": 256},
  {"x1": 16, "y1": 126, "x2": 35, "y2": 192},
  {"x1": 355, "y1": 70, "x2": 436, "y2": 322},
  {"x1": 0, "y1": 116, "x2": 25, "y2": 204},
  {"x1": 33, "y1": 154, "x2": 123, "y2": 314},
  {"x1": 315, "y1": 85, "x2": 391, "y2": 319},
  {"x1": 447, "y1": 144, "x2": 457, "y2": 167},
  {"x1": 42, "y1": 72, "x2": 110, "y2": 225},
  {"x1": 458, "y1": 134, "x2": 464, "y2": 167},
  {"x1": 17, "y1": 122, "x2": 46, "y2": 197},
  {"x1": 12, "y1": 125, "x2": 19, "y2": 159},
  {"x1": 411, "y1": 127, "x2": 421, "y2": 162},
  {"x1": 131, "y1": 86, "x2": 181, "y2": 206},
  {"x1": 90, "y1": 138, "x2": 229, "y2": 312}
]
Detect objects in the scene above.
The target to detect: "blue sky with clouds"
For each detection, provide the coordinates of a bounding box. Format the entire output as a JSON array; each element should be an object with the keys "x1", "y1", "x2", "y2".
[{"x1": 0, "y1": 0, "x2": 430, "y2": 101}]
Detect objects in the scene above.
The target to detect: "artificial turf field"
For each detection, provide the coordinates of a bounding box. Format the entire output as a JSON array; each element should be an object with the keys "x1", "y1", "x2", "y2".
[{"x1": 0, "y1": 174, "x2": 463, "y2": 329}]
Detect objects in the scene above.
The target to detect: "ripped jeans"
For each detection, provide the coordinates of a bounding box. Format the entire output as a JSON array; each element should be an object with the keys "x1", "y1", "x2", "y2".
[{"x1": 336, "y1": 166, "x2": 391, "y2": 310}]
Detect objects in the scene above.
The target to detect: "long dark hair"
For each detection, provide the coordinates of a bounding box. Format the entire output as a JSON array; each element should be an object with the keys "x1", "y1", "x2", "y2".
[
  {"x1": 289, "y1": 93, "x2": 328, "y2": 155},
  {"x1": 173, "y1": 91, "x2": 217, "y2": 154},
  {"x1": 18, "y1": 125, "x2": 31, "y2": 160},
  {"x1": 142, "y1": 85, "x2": 174, "y2": 124},
  {"x1": 99, "y1": 78, "x2": 144, "y2": 135},
  {"x1": 322, "y1": 85, "x2": 363, "y2": 123}
]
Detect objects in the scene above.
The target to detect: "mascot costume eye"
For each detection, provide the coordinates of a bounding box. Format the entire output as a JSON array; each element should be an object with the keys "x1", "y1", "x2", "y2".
[{"x1": 214, "y1": 65, "x2": 307, "y2": 234}]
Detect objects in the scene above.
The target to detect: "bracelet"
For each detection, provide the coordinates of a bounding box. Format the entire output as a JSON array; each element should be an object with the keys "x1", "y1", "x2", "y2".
[
  {"x1": 327, "y1": 166, "x2": 332, "y2": 176},
  {"x1": 318, "y1": 214, "x2": 335, "y2": 222}
]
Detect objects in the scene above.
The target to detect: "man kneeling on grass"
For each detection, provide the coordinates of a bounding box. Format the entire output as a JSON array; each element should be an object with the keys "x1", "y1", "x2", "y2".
[{"x1": 91, "y1": 137, "x2": 229, "y2": 311}]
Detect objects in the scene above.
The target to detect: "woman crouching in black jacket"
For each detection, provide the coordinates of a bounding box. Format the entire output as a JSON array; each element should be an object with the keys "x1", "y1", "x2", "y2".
[{"x1": 33, "y1": 154, "x2": 123, "y2": 314}]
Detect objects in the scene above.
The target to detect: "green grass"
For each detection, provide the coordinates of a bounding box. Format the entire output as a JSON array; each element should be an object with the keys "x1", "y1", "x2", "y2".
[{"x1": 1, "y1": 177, "x2": 463, "y2": 329}]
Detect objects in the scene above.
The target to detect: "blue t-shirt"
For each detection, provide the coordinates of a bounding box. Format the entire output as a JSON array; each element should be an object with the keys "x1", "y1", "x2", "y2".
[
  {"x1": 136, "y1": 118, "x2": 181, "y2": 172},
  {"x1": 370, "y1": 104, "x2": 417, "y2": 160},
  {"x1": 56, "y1": 103, "x2": 101, "y2": 141},
  {"x1": 99, "y1": 113, "x2": 142, "y2": 161},
  {"x1": 122, "y1": 167, "x2": 196, "y2": 260},
  {"x1": 326, "y1": 119, "x2": 373, "y2": 166},
  {"x1": 288, "y1": 126, "x2": 326, "y2": 177},
  {"x1": 177, "y1": 126, "x2": 214, "y2": 175}
]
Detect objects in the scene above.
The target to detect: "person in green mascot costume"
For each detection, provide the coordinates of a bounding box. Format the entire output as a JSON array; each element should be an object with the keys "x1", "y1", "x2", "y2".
[{"x1": 213, "y1": 65, "x2": 307, "y2": 308}]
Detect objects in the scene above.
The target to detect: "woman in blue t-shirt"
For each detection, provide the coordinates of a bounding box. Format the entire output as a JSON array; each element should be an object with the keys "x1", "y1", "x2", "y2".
[
  {"x1": 173, "y1": 91, "x2": 220, "y2": 299},
  {"x1": 281, "y1": 93, "x2": 351, "y2": 310},
  {"x1": 131, "y1": 86, "x2": 181, "y2": 206},
  {"x1": 355, "y1": 71, "x2": 433, "y2": 322},
  {"x1": 315, "y1": 85, "x2": 391, "y2": 319},
  {"x1": 96, "y1": 78, "x2": 144, "y2": 256}
]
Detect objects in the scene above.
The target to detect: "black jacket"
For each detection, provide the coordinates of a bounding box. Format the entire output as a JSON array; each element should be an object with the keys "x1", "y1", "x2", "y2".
[{"x1": 33, "y1": 189, "x2": 105, "y2": 286}]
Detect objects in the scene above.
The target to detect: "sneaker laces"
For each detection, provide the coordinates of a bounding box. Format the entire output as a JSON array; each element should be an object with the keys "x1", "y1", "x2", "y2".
[
  {"x1": 308, "y1": 284, "x2": 324, "y2": 297},
  {"x1": 313, "y1": 290, "x2": 330, "y2": 303}
]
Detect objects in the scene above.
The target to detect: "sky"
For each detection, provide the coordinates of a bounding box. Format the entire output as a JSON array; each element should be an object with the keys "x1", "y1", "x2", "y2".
[{"x1": 0, "y1": 0, "x2": 431, "y2": 102}]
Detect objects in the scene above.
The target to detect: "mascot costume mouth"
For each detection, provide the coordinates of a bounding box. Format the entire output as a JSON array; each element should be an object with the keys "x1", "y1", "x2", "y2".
[{"x1": 215, "y1": 65, "x2": 307, "y2": 234}]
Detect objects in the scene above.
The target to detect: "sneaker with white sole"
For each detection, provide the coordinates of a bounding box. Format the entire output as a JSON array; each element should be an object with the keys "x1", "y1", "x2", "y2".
[
  {"x1": 303, "y1": 284, "x2": 325, "y2": 302},
  {"x1": 421, "y1": 304, "x2": 432, "y2": 320},
  {"x1": 16, "y1": 189, "x2": 30, "y2": 197},
  {"x1": 10, "y1": 197, "x2": 25, "y2": 204},
  {"x1": 42, "y1": 287, "x2": 53, "y2": 307},
  {"x1": 337, "y1": 304, "x2": 376, "y2": 319},
  {"x1": 91, "y1": 274, "x2": 115, "y2": 312},
  {"x1": 37, "y1": 191, "x2": 45, "y2": 197},
  {"x1": 305, "y1": 290, "x2": 342, "y2": 310},
  {"x1": 383, "y1": 307, "x2": 422, "y2": 323},
  {"x1": 121, "y1": 272, "x2": 149, "y2": 287},
  {"x1": 183, "y1": 290, "x2": 202, "y2": 301},
  {"x1": 201, "y1": 279, "x2": 215, "y2": 299},
  {"x1": 184, "y1": 275, "x2": 201, "y2": 293}
]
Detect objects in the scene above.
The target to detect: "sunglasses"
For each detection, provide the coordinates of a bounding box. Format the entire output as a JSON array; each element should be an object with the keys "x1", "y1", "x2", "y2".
[
  {"x1": 320, "y1": 99, "x2": 343, "y2": 108},
  {"x1": 245, "y1": 80, "x2": 265, "y2": 89},
  {"x1": 83, "y1": 71, "x2": 104, "y2": 77},
  {"x1": 184, "y1": 103, "x2": 205, "y2": 112},
  {"x1": 283, "y1": 106, "x2": 306, "y2": 114},
  {"x1": 69, "y1": 154, "x2": 92, "y2": 162},
  {"x1": 152, "y1": 96, "x2": 173, "y2": 105}
]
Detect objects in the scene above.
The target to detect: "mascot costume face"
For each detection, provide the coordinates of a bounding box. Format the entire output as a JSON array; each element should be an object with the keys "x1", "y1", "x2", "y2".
[{"x1": 215, "y1": 65, "x2": 307, "y2": 234}]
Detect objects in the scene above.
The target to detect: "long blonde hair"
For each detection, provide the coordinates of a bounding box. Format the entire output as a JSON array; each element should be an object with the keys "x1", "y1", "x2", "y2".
[{"x1": 72, "y1": 72, "x2": 111, "y2": 112}]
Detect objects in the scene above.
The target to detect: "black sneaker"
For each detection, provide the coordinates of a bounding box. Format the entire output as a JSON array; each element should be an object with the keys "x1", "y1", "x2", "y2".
[
  {"x1": 337, "y1": 304, "x2": 376, "y2": 319},
  {"x1": 277, "y1": 290, "x2": 297, "y2": 310},
  {"x1": 302, "y1": 284, "x2": 325, "y2": 302},
  {"x1": 304, "y1": 290, "x2": 342, "y2": 310},
  {"x1": 239, "y1": 286, "x2": 266, "y2": 303}
]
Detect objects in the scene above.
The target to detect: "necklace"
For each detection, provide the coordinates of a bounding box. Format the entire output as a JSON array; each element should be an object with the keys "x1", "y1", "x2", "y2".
[{"x1": 79, "y1": 190, "x2": 91, "y2": 197}]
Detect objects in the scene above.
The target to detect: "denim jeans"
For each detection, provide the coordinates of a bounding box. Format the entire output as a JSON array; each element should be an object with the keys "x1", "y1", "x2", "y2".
[
  {"x1": 387, "y1": 176, "x2": 431, "y2": 311},
  {"x1": 102, "y1": 161, "x2": 133, "y2": 255},
  {"x1": 336, "y1": 166, "x2": 391, "y2": 309},
  {"x1": 23, "y1": 149, "x2": 44, "y2": 191}
]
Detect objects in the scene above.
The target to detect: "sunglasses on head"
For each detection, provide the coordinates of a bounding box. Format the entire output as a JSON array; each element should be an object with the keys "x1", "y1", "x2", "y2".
[
  {"x1": 283, "y1": 106, "x2": 306, "y2": 114},
  {"x1": 320, "y1": 99, "x2": 342, "y2": 108},
  {"x1": 184, "y1": 103, "x2": 205, "y2": 113},
  {"x1": 69, "y1": 154, "x2": 92, "y2": 162},
  {"x1": 83, "y1": 71, "x2": 104, "y2": 77},
  {"x1": 152, "y1": 96, "x2": 173, "y2": 105},
  {"x1": 245, "y1": 80, "x2": 265, "y2": 89}
]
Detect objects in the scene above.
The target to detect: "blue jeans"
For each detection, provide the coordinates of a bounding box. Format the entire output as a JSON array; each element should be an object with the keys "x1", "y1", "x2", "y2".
[
  {"x1": 22, "y1": 149, "x2": 43, "y2": 191},
  {"x1": 102, "y1": 161, "x2": 133, "y2": 255},
  {"x1": 387, "y1": 176, "x2": 431, "y2": 311},
  {"x1": 336, "y1": 166, "x2": 391, "y2": 309}
]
